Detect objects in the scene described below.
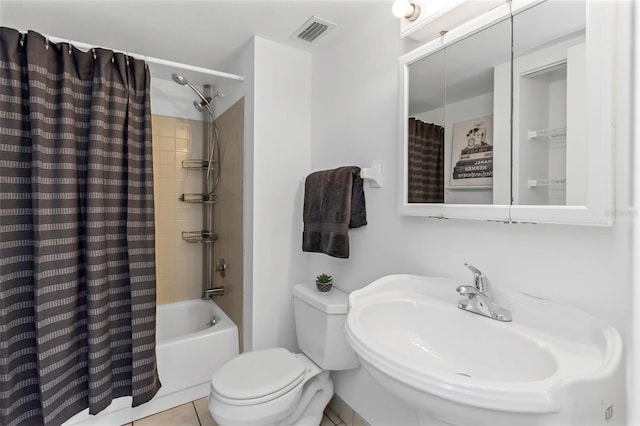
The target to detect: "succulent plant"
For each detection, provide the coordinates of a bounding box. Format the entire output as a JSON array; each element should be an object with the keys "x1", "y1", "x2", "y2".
[{"x1": 315, "y1": 273, "x2": 333, "y2": 284}]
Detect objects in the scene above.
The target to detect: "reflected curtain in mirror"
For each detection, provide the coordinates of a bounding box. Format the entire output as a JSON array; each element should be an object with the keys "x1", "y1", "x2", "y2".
[{"x1": 407, "y1": 118, "x2": 444, "y2": 203}]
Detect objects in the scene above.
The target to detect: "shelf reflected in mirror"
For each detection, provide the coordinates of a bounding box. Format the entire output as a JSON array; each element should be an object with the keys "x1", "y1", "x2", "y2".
[{"x1": 511, "y1": 0, "x2": 586, "y2": 207}]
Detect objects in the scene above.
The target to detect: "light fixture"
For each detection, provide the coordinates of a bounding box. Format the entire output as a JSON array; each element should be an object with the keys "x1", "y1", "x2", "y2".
[{"x1": 392, "y1": 0, "x2": 421, "y2": 21}]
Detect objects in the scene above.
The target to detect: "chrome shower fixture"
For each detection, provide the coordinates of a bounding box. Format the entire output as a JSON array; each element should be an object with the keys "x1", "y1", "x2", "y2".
[
  {"x1": 171, "y1": 73, "x2": 221, "y2": 114},
  {"x1": 193, "y1": 100, "x2": 207, "y2": 112},
  {"x1": 193, "y1": 90, "x2": 224, "y2": 113},
  {"x1": 171, "y1": 73, "x2": 223, "y2": 187},
  {"x1": 172, "y1": 74, "x2": 224, "y2": 302},
  {"x1": 171, "y1": 73, "x2": 189, "y2": 86}
]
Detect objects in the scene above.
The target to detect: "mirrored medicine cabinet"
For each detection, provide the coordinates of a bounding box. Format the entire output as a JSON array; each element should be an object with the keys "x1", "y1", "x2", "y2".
[{"x1": 398, "y1": 0, "x2": 616, "y2": 225}]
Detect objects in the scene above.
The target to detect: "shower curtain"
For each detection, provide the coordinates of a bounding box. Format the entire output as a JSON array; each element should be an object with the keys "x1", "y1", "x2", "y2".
[
  {"x1": 0, "y1": 28, "x2": 160, "y2": 426},
  {"x1": 407, "y1": 118, "x2": 445, "y2": 203}
]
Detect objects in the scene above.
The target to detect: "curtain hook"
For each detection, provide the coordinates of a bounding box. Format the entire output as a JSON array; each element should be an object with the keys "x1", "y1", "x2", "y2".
[
  {"x1": 125, "y1": 53, "x2": 130, "y2": 67},
  {"x1": 19, "y1": 32, "x2": 25, "y2": 47},
  {"x1": 68, "y1": 42, "x2": 72, "y2": 55},
  {"x1": 92, "y1": 48, "x2": 97, "y2": 60},
  {"x1": 45, "y1": 35, "x2": 49, "y2": 50}
]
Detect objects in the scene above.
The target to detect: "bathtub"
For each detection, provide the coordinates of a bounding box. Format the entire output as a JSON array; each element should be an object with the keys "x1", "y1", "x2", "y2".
[{"x1": 65, "y1": 299, "x2": 239, "y2": 426}]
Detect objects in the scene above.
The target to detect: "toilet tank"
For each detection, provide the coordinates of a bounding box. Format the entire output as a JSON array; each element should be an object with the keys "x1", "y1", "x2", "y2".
[{"x1": 293, "y1": 283, "x2": 359, "y2": 370}]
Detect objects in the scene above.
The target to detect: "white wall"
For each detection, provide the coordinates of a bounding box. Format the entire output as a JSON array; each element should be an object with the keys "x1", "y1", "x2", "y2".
[
  {"x1": 233, "y1": 39, "x2": 257, "y2": 353},
  {"x1": 310, "y1": 3, "x2": 633, "y2": 425},
  {"x1": 242, "y1": 36, "x2": 312, "y2": 352},
  {"x1": 307, "y1": 4, "x2": 428, "y2": 423},
  {"x1": 630, "y1": 1, "x2": 639, "y2": 425}
]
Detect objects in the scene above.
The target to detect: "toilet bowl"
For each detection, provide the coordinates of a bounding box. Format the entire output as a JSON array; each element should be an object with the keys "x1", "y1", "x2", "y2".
[{"x1": 208, "y1": 283, "x2": 359, "y2": 426}]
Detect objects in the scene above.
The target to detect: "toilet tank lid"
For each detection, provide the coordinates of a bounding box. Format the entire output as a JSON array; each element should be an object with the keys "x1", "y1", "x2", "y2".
[{"x1": 293, "y1": 283, "x2": 349, "y2": 314}]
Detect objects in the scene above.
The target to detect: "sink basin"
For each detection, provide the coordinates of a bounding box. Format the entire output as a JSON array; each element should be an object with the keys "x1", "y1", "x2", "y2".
[
  {"x1": 345, "y1": 275, "x2": 624, "y2": 426},
  {"x1": 359, "y1": 298, "x2": 558, "y2": 382}
]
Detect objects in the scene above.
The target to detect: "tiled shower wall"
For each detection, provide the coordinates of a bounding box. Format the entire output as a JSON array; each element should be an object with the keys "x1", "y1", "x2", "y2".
[
  {"x1": 152, "y1": 114, "x2": 205, "y2": 304},
  {"x1": 211, "y1": 98, "x2": 244, "y2": 350},
  {"x1": 151, "y1": 101, "x2": 245, "y2": 352}
]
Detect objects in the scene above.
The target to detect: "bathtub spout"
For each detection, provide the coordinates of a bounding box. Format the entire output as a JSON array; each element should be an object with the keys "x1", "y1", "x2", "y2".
[{"x1": 203, "y1": 287, "x2": 225, "y2": 299}]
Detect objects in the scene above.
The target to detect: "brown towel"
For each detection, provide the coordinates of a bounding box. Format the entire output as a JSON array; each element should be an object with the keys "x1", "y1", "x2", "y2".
[{"x1": 302, "y1": 166, "x2": 367, "y2": 259}]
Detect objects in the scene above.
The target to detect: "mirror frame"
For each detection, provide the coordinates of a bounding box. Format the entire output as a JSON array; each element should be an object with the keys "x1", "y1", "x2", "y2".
[{"x1": 398, "y1": 0, "x2": 616, "y2": 226}]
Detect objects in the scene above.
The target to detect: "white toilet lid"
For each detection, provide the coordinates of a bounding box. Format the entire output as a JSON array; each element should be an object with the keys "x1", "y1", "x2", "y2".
[{"x1": 211, "y1": 348, "x2": 305, "y2": 404}]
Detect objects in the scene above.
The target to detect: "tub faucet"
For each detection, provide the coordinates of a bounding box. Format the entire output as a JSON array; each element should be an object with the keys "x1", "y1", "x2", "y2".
[
  {"x1": 203, "y1": 287, "x2": 225, "y2": 299},
  {"x1": 456, "y1": 263, "x2": 512, "y2": 322}
]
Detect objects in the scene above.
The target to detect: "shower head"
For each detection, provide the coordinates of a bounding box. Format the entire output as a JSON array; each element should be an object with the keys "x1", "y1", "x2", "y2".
[
  {"x1": 171, "y1": 73, "x2": 224, "y2": 116},
  {"x1": 171, "y1": 73, "x2": 188, "y2": 86},
  {"x1": 171, "y1": 73, "x2": 209, "y2": 105}
]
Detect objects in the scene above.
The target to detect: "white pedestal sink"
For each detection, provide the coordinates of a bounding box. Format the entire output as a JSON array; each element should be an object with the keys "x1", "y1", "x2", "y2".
[{"x1": 344, "y1": 275, "x2": 624, "y2": 426}]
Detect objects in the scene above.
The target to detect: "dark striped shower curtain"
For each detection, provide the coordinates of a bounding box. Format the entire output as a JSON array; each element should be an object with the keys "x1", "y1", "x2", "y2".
[
  {"x1": 407, "y1": 118, "x2": 445, "y2": 203},
  {"x1": 0, "y1": 28, "x2": 161, "y2": 425}
]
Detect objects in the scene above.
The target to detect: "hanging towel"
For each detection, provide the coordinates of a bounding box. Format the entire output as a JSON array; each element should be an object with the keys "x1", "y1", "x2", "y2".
[{"x1": 302, "y1": 166, "x2": 367, "y2": 258}]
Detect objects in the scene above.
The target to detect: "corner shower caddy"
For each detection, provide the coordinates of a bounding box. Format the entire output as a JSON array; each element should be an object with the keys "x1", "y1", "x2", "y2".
[
  {"x1": 179, "y1": 159, "x2": 216, "y2": 205},
  {"x1": 179, "y1": 144, "x2": 219, "y2": 244},
  {"x1": 171, "y1": 77, "x2": 241, "y2": 299},
  {"x1": 179, "y1": 154, "x2": 218, "y2": 245}
]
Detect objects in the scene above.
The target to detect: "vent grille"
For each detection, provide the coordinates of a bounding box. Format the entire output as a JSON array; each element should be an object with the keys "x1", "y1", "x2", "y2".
[
  {"x1": 290, "y1": 16, "x2": 337, "y2": 44},
  {"x1": 299, "y1": 22, "x2": 328, "y2": 42}
]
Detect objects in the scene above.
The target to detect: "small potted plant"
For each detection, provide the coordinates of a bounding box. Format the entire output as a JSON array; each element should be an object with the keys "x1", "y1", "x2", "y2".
[{"x1": 315, "y1": 273, "x2": 333, "y2": 292}]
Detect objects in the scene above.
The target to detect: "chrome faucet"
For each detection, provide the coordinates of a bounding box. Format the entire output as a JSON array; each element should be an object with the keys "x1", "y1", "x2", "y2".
[
  {"x1": 203, "y1": 287, "x2": 225, "y2": 299},
  {"x1": 456, "y1": 263, "x2": 512, "y2": 322}
]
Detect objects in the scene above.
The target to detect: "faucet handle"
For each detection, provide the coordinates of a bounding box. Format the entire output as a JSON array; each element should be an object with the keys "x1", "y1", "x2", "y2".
[{"x1": 463, "y1": 263, "x2": 492, "y2": 297}]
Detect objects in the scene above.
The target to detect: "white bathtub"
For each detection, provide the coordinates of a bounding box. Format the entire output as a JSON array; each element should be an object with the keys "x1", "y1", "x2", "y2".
[{"x1": 65, "y1": 299, "x2": 239, "y2": 426}]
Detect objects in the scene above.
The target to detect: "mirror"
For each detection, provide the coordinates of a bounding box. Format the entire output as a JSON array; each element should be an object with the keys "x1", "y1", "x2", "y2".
[
  {"x1": 400, "y1": 0, "x2": 614, "y2": 225},
  {"x1": 407, "y1": 49, "x2": 445, "y2": 204},
  {"x1": 511, "y1": 1, "x2": 586, "y2": 206},
  {"x1": 403, "y1": 13, "x2": 511, "y2": 212},
  {"x1": 442, "y1": 19, "x2": 511, "y2": 205}
]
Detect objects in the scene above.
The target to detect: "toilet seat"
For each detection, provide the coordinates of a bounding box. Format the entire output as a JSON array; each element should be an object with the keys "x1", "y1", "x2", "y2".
[{"x1": 211, "y1": 348, "x2": 306, "y2": 406}]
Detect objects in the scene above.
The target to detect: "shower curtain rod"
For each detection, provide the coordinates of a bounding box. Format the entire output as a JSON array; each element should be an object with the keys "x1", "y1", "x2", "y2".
[{"x1": 15, "y1": 29, "x2": 244, "y2": 82}]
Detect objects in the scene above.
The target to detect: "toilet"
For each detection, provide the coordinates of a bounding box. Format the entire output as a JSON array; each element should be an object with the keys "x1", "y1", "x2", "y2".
[{"x1": 208, "y1": 283, "x2": 359, "y2": 426}]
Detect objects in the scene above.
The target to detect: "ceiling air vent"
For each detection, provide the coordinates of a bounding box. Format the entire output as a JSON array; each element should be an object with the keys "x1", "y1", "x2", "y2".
[{"x1": 290, "y1": 16, "x2": 337, "y2": 44}]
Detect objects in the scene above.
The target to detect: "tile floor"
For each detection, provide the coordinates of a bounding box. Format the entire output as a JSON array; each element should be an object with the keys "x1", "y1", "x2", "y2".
[
  {"x1": 323, "y1": 395, "x2": 370, "y2": 426},
  {"x1": 124, "y1": 398, "x2": 216, "y2": 426},
  {"x1": 125, "y1": 394, "x2": 370, "y2": 426}
]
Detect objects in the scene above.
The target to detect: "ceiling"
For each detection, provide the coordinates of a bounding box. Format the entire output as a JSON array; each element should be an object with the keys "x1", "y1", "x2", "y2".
[{"x1": 0, "y1": 0, "x2": 394, "y2": 82}]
